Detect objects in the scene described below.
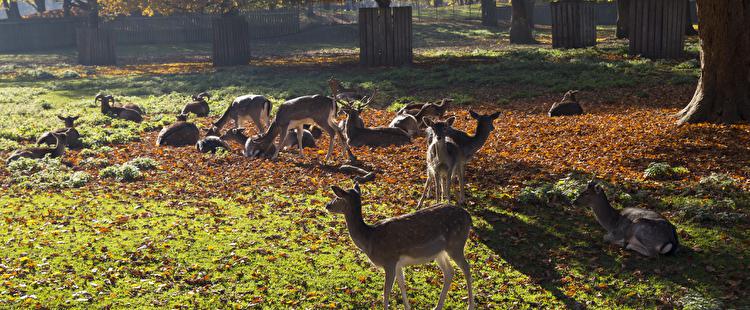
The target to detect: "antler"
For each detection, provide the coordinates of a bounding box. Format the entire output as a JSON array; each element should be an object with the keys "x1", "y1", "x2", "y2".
[{"x1": 357, "y1": 89, "x2": 378, "y2": 111}]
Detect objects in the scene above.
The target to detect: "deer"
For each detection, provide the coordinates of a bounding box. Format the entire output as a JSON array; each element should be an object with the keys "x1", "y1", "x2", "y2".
[
  {"x1": 213, "y1": 94, "x2": 272, "y2": 134},
  {"x1": 96, "y1": 94, "x2": 143, "y2": 123},
  {"x1": 182, "y1": 92, "x2": 211, "y2": 117},
  {"x1": 388, "y1": 113, "x2": 422, "y2": 138},
  {"x1": 573, "y1": 181, "x2": 679, "y2": 257},
  {"x1": 36, "y1": 115, "x2": 82, "y2": 149},
  {"x1": 156, "y1": 114, "x2": 200, "y2": 147},
  {"x1": 439, "y1": 110, "x2": 501, "y2": 160},
  {"x1": 418, "y1": 117, "x2": 467, "y2": 208},
  {"x1": 7, "y1": 132, "x2": 67, "y2": 163},
  {"x1": 328, "y1": 76, "x2": 368, "y2": 102},
  {"x1": 335, "y1": 89, "x2": 412, "y2": 148},
  {"x1": 548, "y1": 90, "x2": 584, "y2": 117},
  {"x1": 244, "y1": 95, "x2": 349, "y2": 161},
  {"x1": 399, "y1": 98, "x2": 452, "y2": 119},
  {"x1": 326, "y1": 183, "x2": 474, "y2": 310},
  {"x1": 99, "y1": 94, "x2": 144, "y2": 115},
  {"x1": 196, "y1": 127, "x2": 231, "y2": 153}
]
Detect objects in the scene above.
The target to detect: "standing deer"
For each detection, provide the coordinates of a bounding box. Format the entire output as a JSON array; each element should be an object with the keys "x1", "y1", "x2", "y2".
[
  {"x1": 245, "y1": 95, "x2": 349, "y2": 161},
  {"x1": 326, "y1": 183, "x2": 474, "y2": 310},
  {"x1": 182, "y1": 92, "x2": 211, "y2": 117},
  {"x1": 337, "y1": 92, "x2": 411, "y2": 147},
  {"x1": 213, "y1": 95, "x2": 272, "y2": 134},
  {"x1": 441, "y1": 110, "x2": 501, "y2": 161},
  {"x1": 97, "y1": 94, "x2": 143, "y2": 123},
  {"x1": 418, "y1": 117, "x2": 466, "y2": 208},
  {"x1": 7, "y1": 132, "x2": 67, "y2": 163},
  {"x1": 573, "y1": 181, "x2": 679, "y2": 257},
  {"x1": 36, "y1": 115, "x2": 82, "y2": 149}
]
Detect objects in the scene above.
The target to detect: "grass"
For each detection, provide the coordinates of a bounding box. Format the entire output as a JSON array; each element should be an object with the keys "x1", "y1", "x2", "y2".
[{"x1": 0, "y1": 19, "x2": 746, "y2": 309}]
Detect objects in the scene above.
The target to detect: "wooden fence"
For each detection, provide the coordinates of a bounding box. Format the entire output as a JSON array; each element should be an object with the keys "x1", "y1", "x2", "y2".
[
  {"x1": 551, "y1": 1, "x2": 596, "y2": 49},
  {"x1": 628, "y1": 0, "x2": 687, "y2": 59},
  {"x1": 0, "y1": 10, "x2": 299, "y2": 53},
  {"x1": 359, "y1": 7, "x2": 413, "y2": 66}
]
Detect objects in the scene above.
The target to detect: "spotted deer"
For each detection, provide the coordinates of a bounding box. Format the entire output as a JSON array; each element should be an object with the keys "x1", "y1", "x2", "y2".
[
  {"x1": 213, "y1": 95, "x2": 272, "y2": 134},
  {"x1": 7, "y1": 132, "x2": 67, "y2": 163},
  {"x1": 336, "y1": 90, "x2": 411, "y2": 147},
  {"x1": 326, "y1": 183, "x2": 474, "y2": 310},
  {"x1": 418, "y1": 117, "x2": 467, "y2": 208},
  {"x1": 573, "y1": 181, "x2": 679, "y2": 257},
  {"x1": 37, "y1": 115, "x2": 82, "y2": 149},
  {"x1": 97, "y1": 94, "x2": 142, "y2": 123}
]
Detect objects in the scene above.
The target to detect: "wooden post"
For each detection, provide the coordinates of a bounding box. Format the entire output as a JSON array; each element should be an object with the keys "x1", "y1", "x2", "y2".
[
  {"x1": 628, "y1": 0, "x2": 687, "y2": 59},
  {"x1": 481, "y1": 0, "x2": 497, "y2": 27},
  {"x1": 358, "y1": 7, "x2": 413, "y2": 67},
  {"x1": 76, "y1": 27, "x2": 116, "y2": 65},
  {"x1": 550, "y1": 1, "x2": 596, "y2": 49},
  {"x1": 212, "y1": 16, "x2": 251, "y2": 67}
]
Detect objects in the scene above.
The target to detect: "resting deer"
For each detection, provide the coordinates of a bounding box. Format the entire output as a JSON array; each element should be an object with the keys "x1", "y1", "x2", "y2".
[
  {"x1": 328, "y1": 76, "x2": 368, "y2": 102},
  {"x1": 245, "y1": 95, "x2": 349, "y2": 161},
  {"x1": 37, "y1": 115, "x2": 82, "y2": 149},
  {"x1": 285, "y1": 129, "x2": 316, "y2": 149},
  {"x1": 97, "y1": 94, "x2": 143, "y2": 123},
  {"x1": 99, "y1": 94, "x2": 144, "y2": 115},
  {"x1": 337, "y1": 92, "x2": 411, "y2": 147},
  {"x1": 548, "y1": 90, "x2": 583, "y2": 117},
  {"x1": 326, "y1": 183, "x2": 474, "y2": 310},
  {"x1": 418, "y1": 117, "x2": 466, "y2": 208},
  {"x1": 7, "y1": 132, "x2": 67, "y2": 163},
  {"x1": 182, "y1": 92, "x2": 211, "y2": 117},
  {"x1": 388, "y1": 113, "x2": 422, "y2": 138},
  {"x1": 214, "y1": 95, "x2": 272, "y2": 134},
  {"x1": 573, "y1": 181, "x2": 679, "y2": 257},
  {"x1": 399, "y1": 99, "x2": 452, "y2": 119},
  {"x1": 196, "y1": 127, "x2": 231, "y2": 153},
  {"x1": 156, "y1": 114, "x2": 200, "y2": 147}
]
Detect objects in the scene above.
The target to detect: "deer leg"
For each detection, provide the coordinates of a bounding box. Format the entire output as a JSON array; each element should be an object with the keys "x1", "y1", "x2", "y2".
[
  {"x1": 383, "y1": 265, "x2": 396, "y2": 310},
  {"x1": 443, "y1": 173, "x2": 452, "y2": 204},
  {"x1": 296, "y1": 125, "x2": 304, "y2": 155},
  {"x1": 273, "y1": 125, "x2": 289, "y2": 160},
  {"x1": 232, "y1": 115, "x2": 239, "y2": 129},
  {"x1": 328, "y1": 118, "x2": 349, "y2": 160},
  {"x1": 434, "y1": 253, "x2": 454, "y2": 310},
  {"x1": 457, "y1": 166, "x2": 466, "y2": 206},
  {"x1": 396, "y1": 267, "x2": 411, "y2": 310},
  {"x1": 250, "y1": 113, "x2": 265, "y2": 134},
  {"x1": 417, "y1": 174, "x2": 432, "y2": 209},
  {"x1": 448, "y1": 250, "x2": 474, "y2": 310}
]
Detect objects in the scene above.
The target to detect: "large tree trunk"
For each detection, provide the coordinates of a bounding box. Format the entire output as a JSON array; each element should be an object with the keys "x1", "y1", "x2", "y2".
[
  {"x1": 3, "y1": 0, "x2": 22, "y2": 20},
  {"x1": 526, "y1": 0, "x2": 535, "y2": 29},
  {"x1": 684, "y1": 0, "x2": 698, "y2": 35},
  {"x1": 34, "y1": 0, "x2": 46, "y2": 13},
  {"x1": 677, "y1": 0, "x2": 750, "y2": 124},
  {"x1": 510, "y1": 0, "x2": 536, "y2": 43},
  {"x1": 616, "y1": 0, "x2": 630, "y2": 38}
]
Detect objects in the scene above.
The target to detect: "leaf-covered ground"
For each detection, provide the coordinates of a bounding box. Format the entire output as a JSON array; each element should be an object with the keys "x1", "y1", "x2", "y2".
[{"x1": 1, "y1": 21, "x2": 747, "y2": 309}]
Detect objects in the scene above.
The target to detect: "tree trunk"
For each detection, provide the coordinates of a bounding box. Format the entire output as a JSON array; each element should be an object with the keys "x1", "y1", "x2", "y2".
[
  {"x1": 63, "y1": 0, "x2": 71, "y2": 17},
  {"x1": 510, "y1": 0, "x2": 536, "y2": 43},
  {"x1": 684, "y1": 0, "x2": 698, "y2": 35},
  {"x1": 34, "y1": 0, "x2": 45, "y2": 13},
  {"x1": 616, "y1": 0, "x2": 630, "y2": 38},
  {"x1": 3, "y1": 0, "x2": 22, "y2": 20},
  {"x1": 677, "y1": 0, "x2": 750, "y2": 124},
  {"x1": 526, "y1": 0, "x2": 535, "y2": 29},
  {"x1": 435, "y1": 0, "x2": 443, "y2": 7},
  {"x1": 87, "y1": 0, "x2": 99, "y2": 28},
  {"x1": 481, "y1": 0, "x2": 497, "y2": 26}
]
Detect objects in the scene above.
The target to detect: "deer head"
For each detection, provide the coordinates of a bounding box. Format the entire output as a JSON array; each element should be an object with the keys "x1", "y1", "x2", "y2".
[
  {"x1": 176, "y1": 113, "x2": 188, "y2": 122},
  {"x1": 193, "y1": 92, "x2": 211, "y2": 101},
  {"x1": 423, "y1": 116, "x2": 456, "y2": 142},
  {"x1": 326, "y1": 183, "x2": 362, "y2": 214},
  {"x1": 57, "y1": 115, "x2": 80, "y2": 128}
]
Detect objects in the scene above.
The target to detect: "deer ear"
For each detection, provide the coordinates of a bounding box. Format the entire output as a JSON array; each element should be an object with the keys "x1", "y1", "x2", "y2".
[
  {"x1": 490, "y1": 111, "x2": 501, "y2": 119},
  {"x1": 587, "y1": 180, "x2": 597, "y2": 190},
  {"x1": 353, "y1": 182, "x2": 361, "y2": 194},
  {"x1": 469, "y1": 110, "x2": 480, "y2": 119},
  {"x1": 331, "y1": 186, "x2": 348, "y2": 198},
  {"x1": 422, "y1": 117, "x2": 434, "y2": 127},
  {"x1": 446, "y1": 116, "x2": 456, "y2": 126},
  {"x1": 57, "y1": 115, "x2": 65, "y2": 121}
]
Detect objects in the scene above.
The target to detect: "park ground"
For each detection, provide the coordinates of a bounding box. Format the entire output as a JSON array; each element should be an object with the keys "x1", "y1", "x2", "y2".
[{"x1": 0, "y1": 18, "x2": 748, "y2": 309}]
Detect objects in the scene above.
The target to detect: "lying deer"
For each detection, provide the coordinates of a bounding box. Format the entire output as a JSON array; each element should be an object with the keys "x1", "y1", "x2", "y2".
[
  {"x1": 37, "y1": 115, "x2": 82, "y2": 149},
  {"x1": 399, "y1": 98, "x2": 452, "y2": 118},
  {"x1": 548, "y1": 90, "x2": 583, "y2": 117},
  {"x1": 418, "y1": 117, "x2": 466, "y2": 208},
  {"x1": 388, "y1": 113, "x2": 421, "y2": 138},
  {"x1": 336, "y1": 90, "x2": 411, "y2": 147},
  {"x1": 97, "y1": 94, "x2": 143, "y2": 123},
  {"x1": 7, "y1": 132, "x2": 67, "y2": 163},
  {"x1": 156, "y1": 114, "x2": 200, "y2": 147},
  {"x1": 573, "y1": 181, "x2": 679, "y2": 257},
  {"x1": 214, "y1": 94, "x2": 272, "y2": 134},
  {"x1": 245, "y1": 95, "x2": 349, "y2": 161},
  {"x1": 326, "y1": 183, "x2": 474, "y2": 310},
  {"x1": 182, "y1": 92, "x2": 211, "y2": 117},
  {"x1": 196, "y1": 127, "x2": 231, "y2": 153},
  {"x1": 99, "y1": 94, "x2": 144, "y2": 115}
]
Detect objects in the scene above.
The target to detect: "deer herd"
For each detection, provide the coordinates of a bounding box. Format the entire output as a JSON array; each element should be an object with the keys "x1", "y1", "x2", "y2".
[{"x1": 4, "y1": 77, "x2": 680, "y2": 309}]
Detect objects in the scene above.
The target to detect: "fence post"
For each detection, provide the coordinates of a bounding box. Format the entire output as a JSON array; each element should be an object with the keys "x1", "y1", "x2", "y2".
[
  {"x1": 212, "y1": 16, "x2": 251, "y2": 66},
  {"x1": 550, "y1": 1, "x2": 596, "y2": 48},
  {"x1": 628, "y1": 0, "x2": 686, "y2": 59},
  {"x1": 359, "y1": 7, "x2": 413, "y2": 66},
  {"x1": 76, "y1": 27, "x2": 116, "y2": 65}
]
